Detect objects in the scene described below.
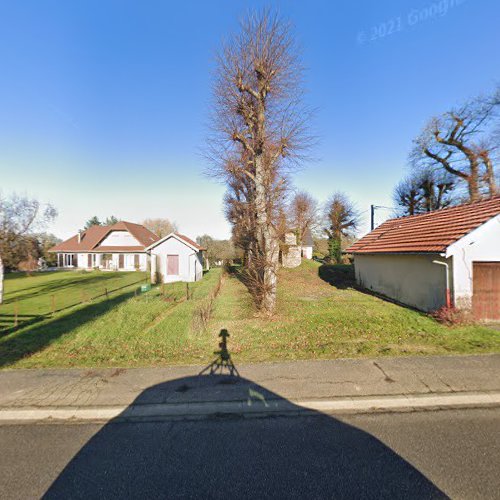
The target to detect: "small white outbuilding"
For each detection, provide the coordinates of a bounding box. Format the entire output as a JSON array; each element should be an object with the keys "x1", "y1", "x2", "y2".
[
  {"x1": 146, "y1": 233, "x2": 205, "y2": 284},
  {"x1": 346, "y1": 196, "x2": 500, "y2": 320}
]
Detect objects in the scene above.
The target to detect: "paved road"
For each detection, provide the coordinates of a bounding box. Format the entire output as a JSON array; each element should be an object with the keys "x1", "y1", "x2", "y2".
[{"x1": 1, "y1": 408, "x2": 499, "y2": 499}]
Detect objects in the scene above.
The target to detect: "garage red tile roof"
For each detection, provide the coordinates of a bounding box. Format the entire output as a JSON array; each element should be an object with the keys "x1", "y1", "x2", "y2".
[
  {"x1": 49, "y1": 221, "x2": 159, "y2": 253},
  {"x1": 346, "y1": 196, "x2": 500, "y2": 254}
]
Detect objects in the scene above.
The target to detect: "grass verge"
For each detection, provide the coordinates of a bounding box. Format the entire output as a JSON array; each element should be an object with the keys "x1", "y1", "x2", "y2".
[{"x1": 208, "y1": 260, "x2": 500, "y2": 362}]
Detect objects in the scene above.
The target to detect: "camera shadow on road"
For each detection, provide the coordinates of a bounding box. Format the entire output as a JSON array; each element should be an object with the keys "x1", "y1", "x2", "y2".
[{"x1": 44, "y1": 360, "x2": 446, "y2": 498}]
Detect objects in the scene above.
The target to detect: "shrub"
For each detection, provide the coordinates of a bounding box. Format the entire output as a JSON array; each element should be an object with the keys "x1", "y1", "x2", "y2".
[{"x1": 431, "y1": 306, "x2": 473, "y2": 326}]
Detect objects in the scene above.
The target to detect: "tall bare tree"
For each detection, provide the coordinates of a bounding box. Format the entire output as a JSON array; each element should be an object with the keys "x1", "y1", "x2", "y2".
[
  {"x1": 0, "y1": 193, "x2": 57, "y2": 303},
  {"x1": 208, "y1": 11, "x2": 311, "y2": 315},
  {"x1": 289, "y1": 190, "x2": 318, "y2": 245},
  {"x1": 323, "y1": 193, "x2": 358, "y2": 264},
  {"x1": 411, "y1": 87, "x2": 499, "y2": 201},
  {"x1": 393, "y1": 169, "x2": 454, "y2": 216},
  {"x1": 142, "y1": 218, "x2": 178, "y2": 238}
]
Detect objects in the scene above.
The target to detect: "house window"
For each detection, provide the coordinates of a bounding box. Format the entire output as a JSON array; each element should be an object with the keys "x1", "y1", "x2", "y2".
[
  {"x1": 88, "y1": 254, "x2": 92, "y2": 268},
  {"x1": 118, "y1": 254, "x2": 125, "y2": 269},
  {"x1": 167, "y1": 255, "x2": 179, "y2": 275},
  {"x1": 134, "y1": 254, "x2": 140, "y2": 269}
]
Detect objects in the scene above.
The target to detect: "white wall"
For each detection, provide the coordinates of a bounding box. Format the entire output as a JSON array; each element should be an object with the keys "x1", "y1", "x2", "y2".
[
  {"x1": 353, "y1": 253, "x2": 449, "y2": 312},
  {"x1": 149, "y1": 236, "x2": 203, "y2": 283},
  {"x1": 61, "y1": 252, "x2": 147, "y2": 271},
  {"x1": 447, "y1": 214, "x2": 500, "y2": 309},
  {"x1": 98, "y1": 231, "x2": 141, "y2": 247},
  {"x1": 302, "y1": 246, "x2": 313, "y2": 259}
]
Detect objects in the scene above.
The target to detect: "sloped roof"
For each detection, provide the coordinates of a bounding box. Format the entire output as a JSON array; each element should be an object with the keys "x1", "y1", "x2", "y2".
[
  {"x1": 302, "y1": 228, "x2": 314, "y2": 247},
  {"x1": 116, "y1": 221, "x2": 159, "y2": 247},
  {"x1": 146, "y1": 232, "x2": 206, "y2": 252},
  {"x1": 346, "y1": 196, "x2": 500, "y2": 254},
  {"x1": 175, "y1": 233, "x2": 206, "y2": 251},
  {"x1": 49, "y1": 221, "x2": 159, "y2": 253}
]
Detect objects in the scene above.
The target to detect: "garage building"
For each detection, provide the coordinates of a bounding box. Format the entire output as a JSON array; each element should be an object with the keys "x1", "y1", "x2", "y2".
[{"x1": 346, "y1": 196, "x2": 500, "y2": 320}]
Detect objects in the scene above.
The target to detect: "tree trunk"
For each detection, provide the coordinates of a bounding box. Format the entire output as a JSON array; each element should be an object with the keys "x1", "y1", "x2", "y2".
[
  {"x1": 0, "y1": 255, "x2": 4, "y2": 305},
  {"x1": 482, "y1": 155, "x2": 497, "y2": 197},
  {"x1": 468, "y1": 165, "x2": 480, "y2": 202},
  {"x1": 254, "y1": 155, "x2": 279, "y2": 315},
  {"x1": 455, "y1": 144, "x2": 480, "y2": 202}
]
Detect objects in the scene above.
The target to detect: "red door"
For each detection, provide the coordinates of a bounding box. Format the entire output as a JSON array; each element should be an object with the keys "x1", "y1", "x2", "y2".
[
  {"x1": 118, "y1": 254, "x2": 125, "y2": 269},
  {"x1": 88, "y1": 254, "x2": 92, "y2": 268},
  {"x1": 167, "y1": 255, "x2": 179, "y2": 275}
]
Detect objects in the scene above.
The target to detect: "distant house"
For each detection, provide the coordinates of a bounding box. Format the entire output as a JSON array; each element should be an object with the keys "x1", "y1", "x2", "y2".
[
  {"x1": 346, "y1": 196, "x2": 500, "y2": 321},
  {"x1": 301, "y1": 229, "x2": 314, "y2": 259},
  {"x1": 49, "y1": 221, "x2": 205, "y2": 283},
  {"x1": 146, "y1": 233, "x2": 205, "y2": 283}
]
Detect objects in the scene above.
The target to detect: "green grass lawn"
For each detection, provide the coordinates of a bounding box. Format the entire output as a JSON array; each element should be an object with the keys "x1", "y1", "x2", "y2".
[
  {"x1": 0, "y1": 269, "x2": 222, "y2": 369},
  {"x1": 0, "y1": 270, "x2": 148, "y2": 331},
  {"x1": 0, "y1": 262, "x2": 498, "y2": 369},
  {"x1": 208, "y1": 260, "x2": 500, "y2": 362}
]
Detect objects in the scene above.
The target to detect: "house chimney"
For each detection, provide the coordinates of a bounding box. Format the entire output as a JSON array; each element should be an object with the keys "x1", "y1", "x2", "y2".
[{"x1": 78, "y1": 230, "x2": 82, "y2": 243}]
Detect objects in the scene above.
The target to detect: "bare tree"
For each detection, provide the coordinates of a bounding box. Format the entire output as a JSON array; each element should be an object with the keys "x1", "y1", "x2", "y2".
[
  {"x1": 323, "y1": 193, "x2": 358, "y2": 264},
  {"x1": 393, "y1": 169, "x2": 454, "y2": 216},
  {"x1": 411, "y1": 87, "x2": 499, "y2": 201},
  {"x1": 196, "y1": 234, "x2": 237, "y2": 265},
  {"x1": 207, "y1": 11, "x2": 311, "y2": 315},
  {"x1": 0, "y1": 193, "x2": 57, "y2": 303},
  {"x1": 289, "y1": 190, "x2": 318, "y2": 245},
  {"x1": 142, "y1": 218, "x2": 178, "y2": 238}
]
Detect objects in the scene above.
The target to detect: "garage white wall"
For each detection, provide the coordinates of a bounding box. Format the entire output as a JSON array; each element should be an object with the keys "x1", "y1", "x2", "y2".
[
  {"x1": 353, "y1": 253, "x2": 449, "y2": 312},
  {"x1": 447, "y1": 214, "x2": 500, "y2": 309}
]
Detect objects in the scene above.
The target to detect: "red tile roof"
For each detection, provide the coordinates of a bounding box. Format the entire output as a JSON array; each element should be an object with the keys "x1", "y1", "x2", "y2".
[
  {"x1": 175, "y1": 233, "x2": 206, "y2": 251},
  {"x1": 346, "y1": 196, "x2": 500, "y2": 254},
  {"x1": 49, "y1": 221, "x2": 159, "y2": 253}
]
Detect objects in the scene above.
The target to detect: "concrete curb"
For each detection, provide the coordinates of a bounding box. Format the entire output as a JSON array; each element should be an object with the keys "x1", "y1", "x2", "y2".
[{"x1": 1, "y1": 391, "x2": 499, "y2": 423}]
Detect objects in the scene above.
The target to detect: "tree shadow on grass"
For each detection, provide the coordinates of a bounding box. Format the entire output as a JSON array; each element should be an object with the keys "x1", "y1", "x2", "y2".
[
  {"x1": 44, "y1": 373, "x2": 446, "y2": 499},
  {"x1": 0, "y1": 292, "x2": 135, "y2": 368},
  {"x1": 2, "y1": 272, "x2": 146, "y2": 305},
  {"x1": 318, "y1": 263, "x2": 357, "y2": 289}
]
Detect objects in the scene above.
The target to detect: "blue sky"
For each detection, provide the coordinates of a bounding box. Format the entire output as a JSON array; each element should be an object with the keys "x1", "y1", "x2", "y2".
[{"x1": 1, "y1": 0, "x2": 499, "y2": 239}]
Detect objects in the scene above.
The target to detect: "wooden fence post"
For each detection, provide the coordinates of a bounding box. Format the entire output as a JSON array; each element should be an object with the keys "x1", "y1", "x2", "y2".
[
  {"x1": 51, "y1": 295, "x2": 56, "y2": 316},
  {"x1": 105, "y1": 288, "x2": 108, "y2": 299},
  {"x1": 14, "y1": 299, "x2": 19, "y2": 328},
  {"x1": 186, "y1": 283, "x2": 190, "y2": 300}
]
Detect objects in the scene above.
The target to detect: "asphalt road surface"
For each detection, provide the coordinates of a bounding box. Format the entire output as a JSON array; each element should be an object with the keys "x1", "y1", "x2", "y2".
[{"x1": 0, "y1": 408, "x2": 499, "y2": 499}]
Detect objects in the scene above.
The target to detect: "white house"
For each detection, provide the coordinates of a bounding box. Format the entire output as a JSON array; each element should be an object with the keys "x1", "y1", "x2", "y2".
[
  {"x1": 49, "y1": 222, "x2": 205, "y2": 283},
  {"x1": 346, "y1": 196, "x2": 500, "y2": 321},
  {"x1": 146, "y1": 233, "x2": 205, "y2": 283},
  {"x1": 301, "y1": 229, "x2": 314, "y2": 259},
  {"x1": 49, "y1": 221, "x2": 157, "y2": 271}
]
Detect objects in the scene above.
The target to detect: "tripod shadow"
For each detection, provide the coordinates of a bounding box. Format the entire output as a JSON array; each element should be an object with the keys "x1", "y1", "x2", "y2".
[
  {"x1": 43, "y1": 329, "x2": 446, "y2": 499},
  {"x1": 199, "y1": 329, "x2": 240, "y2": 377}
]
